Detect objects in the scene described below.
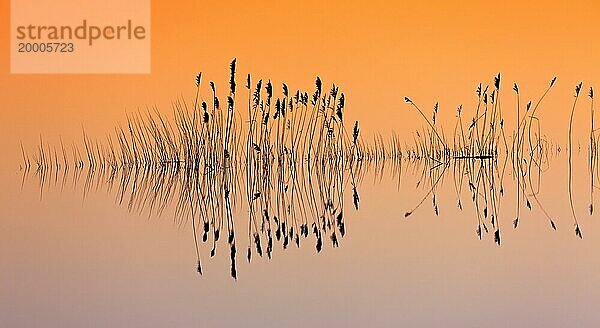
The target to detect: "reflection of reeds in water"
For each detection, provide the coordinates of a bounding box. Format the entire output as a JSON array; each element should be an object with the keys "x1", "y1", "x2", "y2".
[
  {"x1": 401, "y1": 75, "x2": 566, "y2": 244},
  {"x1": 568, "y1": 83, "x2": 583, "y2": 238},
  {"x1": 22, "y1": 70, "x2": 599, "y2": 276},
  {"x1": 589, "y1": 87, "x2": 596, "y2": 217},
  {"x1": 522, "y1": 78, "x2": 557, "y2": 231},
  {"x1": 22, "y1": 59, "x2": 360, "y2": 279}
]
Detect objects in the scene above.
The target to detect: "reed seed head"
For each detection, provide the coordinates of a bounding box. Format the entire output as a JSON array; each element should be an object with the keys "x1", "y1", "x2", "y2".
[
  {"x1": 575, "y1": 224, "x2": 583, "y2": 239},
  {"x1": 575, "y1": 82, "x2": 583, "y2": 96},
  {"x1": 229, "y1": 58, "x2": 237, "y2": 94},
  {"x1": 494, "y1": 73, "x2": 501, "y2": 90},
  {"x1": 282, "y1": 83, "x2": 288, "y2": 98},
  {"x1": 195, "y1": 73, "x2": 202, "y2": 87}
]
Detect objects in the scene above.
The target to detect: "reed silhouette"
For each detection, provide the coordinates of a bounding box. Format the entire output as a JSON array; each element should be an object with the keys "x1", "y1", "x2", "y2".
[
  {"x1": 401, "y1": 75, "x2": 569, "y2": 244},
  {"x1": 21, "y1": 59, "x2": 358, "y2": 278},
  {"x1": 569, "y1": 83, "x2": 584, "y2": 238},
  {"x1": 21, "y1": 68, "x2": 598, "y2": 277}
]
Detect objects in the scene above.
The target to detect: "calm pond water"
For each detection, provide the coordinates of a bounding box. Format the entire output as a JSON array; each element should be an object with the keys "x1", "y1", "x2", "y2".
[{"x1": 2, "y1": 142, "x2": 600, "y2": 327}]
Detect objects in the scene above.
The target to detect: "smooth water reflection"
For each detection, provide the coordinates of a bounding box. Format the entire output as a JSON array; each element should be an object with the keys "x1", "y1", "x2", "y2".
[{"x1": 3, "y1": 149, "x2": 600, "y2": 327}]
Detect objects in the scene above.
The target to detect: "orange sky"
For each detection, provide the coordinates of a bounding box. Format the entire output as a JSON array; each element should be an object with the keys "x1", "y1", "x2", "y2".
[{"x1": 1, "y1": 0, "x2": 599, "y2": 161}]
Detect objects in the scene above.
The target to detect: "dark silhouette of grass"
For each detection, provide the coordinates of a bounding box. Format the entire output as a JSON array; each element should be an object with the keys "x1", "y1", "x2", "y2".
[
  {"x1": 22, "y1": 68, "x2": 600, "y2": 276},
  {"x1": 569, "y1": 82, "x2": 584, "y2": 238},
  {"x1": 401, "y1": 74, "x2": 569, "y2": 243}
]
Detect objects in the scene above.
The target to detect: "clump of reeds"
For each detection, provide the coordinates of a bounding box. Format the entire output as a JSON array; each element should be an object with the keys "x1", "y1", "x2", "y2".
[
  {"x1": 22, "y1": 58, "x2": 361, "y2": 278},
  {"x1": 401, "y1": 74, "x2": 565, "y2": 244},
  {"x1": 24, "y1": 67, "x2": 598, "y2": 269}
]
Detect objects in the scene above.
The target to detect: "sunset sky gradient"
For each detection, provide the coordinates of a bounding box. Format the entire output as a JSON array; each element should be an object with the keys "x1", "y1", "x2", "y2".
[{"x1": 1, "y1": 0, "x2": 599, "y2": 156}]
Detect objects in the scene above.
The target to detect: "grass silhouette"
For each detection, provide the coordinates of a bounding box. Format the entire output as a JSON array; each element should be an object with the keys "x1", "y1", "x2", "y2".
[{"x1": 21, "y1": 67, "x2": 599, "y2": 277}]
